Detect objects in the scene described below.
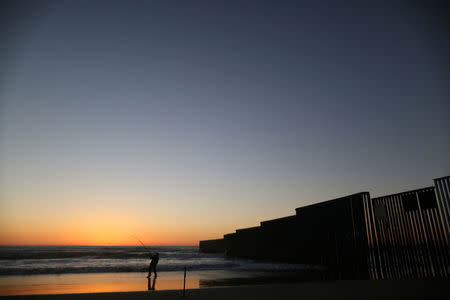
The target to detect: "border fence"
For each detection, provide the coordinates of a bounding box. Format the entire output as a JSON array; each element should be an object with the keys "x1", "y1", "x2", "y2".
[
  {"x1": 365, "y1": 185, "x2": 449, "y2": 278},
  {"x1": 200, "y1": 176, "x2": 450, "y2": 279}
]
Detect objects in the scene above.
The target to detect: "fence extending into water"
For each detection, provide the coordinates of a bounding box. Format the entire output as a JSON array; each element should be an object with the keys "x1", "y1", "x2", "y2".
[{"x1": 199, "y1": 176, "x2": 450, "y2": 279}]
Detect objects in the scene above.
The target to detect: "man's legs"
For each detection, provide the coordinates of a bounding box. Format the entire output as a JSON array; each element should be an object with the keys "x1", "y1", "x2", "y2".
[
  {"x1": 147, "y1": 264, "x2": 152, "y2": 278},
  {"x1": 148, "y1": 264, "x2": 156, "y2": 278}
]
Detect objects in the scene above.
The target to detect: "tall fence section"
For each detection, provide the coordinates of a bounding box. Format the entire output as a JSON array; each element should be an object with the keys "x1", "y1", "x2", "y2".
[
  {"x1": 366, "y1": 185, "x2": 449, "y2": 278},
  {"x1": 199, "y1": 176, "x2": 450, "y2": 279}
]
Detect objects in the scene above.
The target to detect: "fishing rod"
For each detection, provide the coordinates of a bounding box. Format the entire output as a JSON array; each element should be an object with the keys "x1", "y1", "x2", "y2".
[{"x1": 133, "y1": 235, "x2": 151, "y2": 253}]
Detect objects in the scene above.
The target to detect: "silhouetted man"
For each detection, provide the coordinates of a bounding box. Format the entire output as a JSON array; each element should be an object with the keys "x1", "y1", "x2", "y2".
[{"x1": 147, "y1": 252, "x2": 159, "y2": 279}]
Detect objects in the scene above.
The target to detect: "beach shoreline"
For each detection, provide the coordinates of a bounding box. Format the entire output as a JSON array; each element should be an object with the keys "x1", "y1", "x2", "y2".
[
  {"x1": 2, "y1": 280, "x2": 449, "y2": 299},
  {"x1": 0, "y1": 269, "x2": 324, "y2": 296}
]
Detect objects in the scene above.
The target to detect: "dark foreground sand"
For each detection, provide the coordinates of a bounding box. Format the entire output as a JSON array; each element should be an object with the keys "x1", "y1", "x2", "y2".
[{"x1": 2, "y1": 280, "x2": 450, "y2": 299}]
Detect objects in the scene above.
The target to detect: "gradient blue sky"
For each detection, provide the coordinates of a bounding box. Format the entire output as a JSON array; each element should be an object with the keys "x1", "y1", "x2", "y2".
[{"x1": 1, "y1": 1, "x2": 449, "y2": 245}]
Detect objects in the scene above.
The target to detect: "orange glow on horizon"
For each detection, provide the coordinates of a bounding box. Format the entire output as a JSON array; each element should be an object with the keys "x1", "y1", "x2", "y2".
[
  {"x1": 0, "y1": 191, "x2": 235, "y2": 247},
  {"x1": 0, "y1": 228, "x2": 201, "y2": 246},
  {"x1": 0, "y1": 213, "x2": 210, "y2": 246},
  {"x1": 0, "y1": 235, "x2": 200, "y2": 247}
]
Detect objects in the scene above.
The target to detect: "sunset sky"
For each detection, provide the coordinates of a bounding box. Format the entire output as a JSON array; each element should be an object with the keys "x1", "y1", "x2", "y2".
[{"x1": 1, "y1": 1, "x2": 449, "y2": 246}]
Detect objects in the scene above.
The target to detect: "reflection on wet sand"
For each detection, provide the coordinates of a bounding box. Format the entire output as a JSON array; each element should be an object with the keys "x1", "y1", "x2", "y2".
[
  {"x1": 1, "y1": 270, "x2": 316, "y2": 296},
  {"x1": 0, "y1": 273, "x2": 200, "y2": 296},
  {"x1": 147, "y1": 277, "x2": 156, "y2": 290},
  {"x1": 199, "y1": 270, "x2": 325, "y2": 288}
]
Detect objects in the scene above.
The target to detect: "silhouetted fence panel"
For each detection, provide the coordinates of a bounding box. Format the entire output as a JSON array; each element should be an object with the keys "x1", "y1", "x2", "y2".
[
  {"x1": 366, "y1": 186, "x2": 450, "y2": 279},
  {"x1": 434, "y1": 176, "x2": 450, "y2": 256},
  {"x1": 223, "y1": 233, "x2": 236, "y2": 256},
  {"x1": 199, "y1": 238, "x2": 225, "y2": 253},
  {"x1": 260, "y1": 215, "x2": 299, "y2": 262},
  {"x1": 231, "y1": 226, "x2": 264, "y2": 259},
  {"x1": 294, "y1": 192, "x2": 370, "y2": 278}
]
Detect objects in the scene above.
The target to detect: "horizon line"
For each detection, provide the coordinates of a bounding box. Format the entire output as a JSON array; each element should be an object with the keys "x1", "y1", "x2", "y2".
[{"x1": 0, "y1": 244, "x2": 198, "y2": 247}]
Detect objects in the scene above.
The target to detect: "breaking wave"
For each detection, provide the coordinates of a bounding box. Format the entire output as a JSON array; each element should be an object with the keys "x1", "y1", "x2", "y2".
[{"x1": 0, "y1": 246, "x2": 311, "y2": 276}]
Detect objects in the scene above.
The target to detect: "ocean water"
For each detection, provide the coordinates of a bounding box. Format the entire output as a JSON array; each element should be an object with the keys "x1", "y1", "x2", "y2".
[{"x1": 0, "y1": 246, "x2": 306, "y2": 276}]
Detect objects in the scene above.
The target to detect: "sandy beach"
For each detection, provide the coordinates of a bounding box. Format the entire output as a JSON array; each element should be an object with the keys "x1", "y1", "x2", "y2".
[
  {"x1": 2, "y1": 280, "x2": 450, "y2": 299},
  {"x1": 0, "y1": 270, "x2": 322, "y2": 296}
]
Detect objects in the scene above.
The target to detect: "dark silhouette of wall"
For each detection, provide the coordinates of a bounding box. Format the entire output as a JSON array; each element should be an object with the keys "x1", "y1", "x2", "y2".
[
  {"x1": 259, "y1": 215, "x2": 299, "y2": 262},
  {"x1": 200, "y1": 193, "x2": 370, "y2": 278},
  {"x1": 199, "y1": 176, "x2": 450, "y2": 279},
  {"x1": 199, "y1": 238, "x2": 225, "y2": 253},
  {"x1": 226, "y1": 226, "x2": 263, "y2": 258},
  {"x1": 223, "y1": 233, "x2": 236, "y2": 256},
  {"x1": 293, "y1": 192, "x2": 370, "y2": 278}
]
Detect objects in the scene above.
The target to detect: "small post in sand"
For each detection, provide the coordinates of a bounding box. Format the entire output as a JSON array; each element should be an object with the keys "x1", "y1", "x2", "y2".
[{"x1": 182, "y1": 266, "x2": 187, "y2": 297}]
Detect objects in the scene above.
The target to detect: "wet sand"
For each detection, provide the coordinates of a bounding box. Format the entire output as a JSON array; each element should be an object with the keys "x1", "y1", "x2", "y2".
[
  {"x1": 0, "y1": 270, "x2": 309, "y2": 296},
  {"x1": 1, "y1": 280, "x2": 450, "y2": 299}
]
